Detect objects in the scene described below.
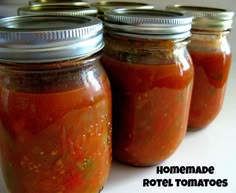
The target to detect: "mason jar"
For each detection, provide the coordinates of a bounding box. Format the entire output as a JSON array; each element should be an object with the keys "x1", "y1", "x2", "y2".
[
  {"x1": 167, "y1": 5, "x2": 235, "y2": 129},
  {"x1": 101, "y1": 8, "x2": 193, "y2": 166},
  {"x1": 18, "y1": 4, "x2": 98, "y2": 17},
  {"x1": 0, "y1": 15, "x2": 112, "y2": 193}
]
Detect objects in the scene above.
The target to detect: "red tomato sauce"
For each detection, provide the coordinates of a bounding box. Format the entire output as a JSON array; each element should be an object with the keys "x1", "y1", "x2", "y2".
[
  {"x1": 101, "y1": 55, "x2": 193, "y2": 166},
  {"x1": 0, "y1": 74, "x2": 112, "y2": 193},
  {"x1": 188, "y1": 51, "x2": 231, "y2": 129}
]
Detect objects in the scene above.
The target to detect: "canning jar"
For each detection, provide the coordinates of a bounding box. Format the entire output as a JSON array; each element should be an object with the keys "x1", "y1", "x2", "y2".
[
  {"x1": 167, "y1": 6, "x2": 235, "y2": 129},
  {"x1": 101, "y1": 9, "x2": 193, "y2": 166},
  {"x1": 18, "y1": 4, "x2": 98, "y2": 17},
  {"x1": 91, "y1": 1, "x2": 154, "y2": 19},
  {"x1": 0, "y1": 16, "x2": 112, "y2": 193}
]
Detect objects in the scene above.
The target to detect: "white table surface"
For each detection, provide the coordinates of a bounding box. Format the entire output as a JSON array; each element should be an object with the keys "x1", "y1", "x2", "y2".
[{"x1": 0, "y1": 1, "x2": 236, "y2": 193}]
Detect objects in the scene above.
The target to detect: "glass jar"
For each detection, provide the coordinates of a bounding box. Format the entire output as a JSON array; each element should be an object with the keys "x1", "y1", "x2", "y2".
[
  {"x1": 18, "y1": 4, "x2": 98, "y2": 17},
  {"x1": 0, "y1": 16, "x2": 112, "y2": 193},
  {"x1": 166, "y1": 5, "x2": 235, "y2": 129},
  {"x1": 101, "y1": 9, "x2": 193, "y2": 166}
]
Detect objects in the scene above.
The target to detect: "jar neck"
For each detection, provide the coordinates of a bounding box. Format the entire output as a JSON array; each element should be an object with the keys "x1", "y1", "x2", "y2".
[
  {"x1": 191, "y1": 29, "x2": 230, "y2": 37},
  {"x1": 104, "y1": 33, "x2": 189, "y2": 50},
  {"x1": 103, "y1": 33, "x2": 191, "y2": 65},
  {"x1": 189, "y1": 30, "x2": 230, "y2": 52},
  {"x1": 0, "y1": 51, "x2": 102, "y2": 72}
]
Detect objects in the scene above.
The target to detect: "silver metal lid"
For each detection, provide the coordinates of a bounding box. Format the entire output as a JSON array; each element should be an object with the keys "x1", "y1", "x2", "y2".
[
  {"x1": 104, "y1": 8, "x2": 192, "y2": 39},
  {"x1": 29, "y1": 0, "x2": 89, "y2": 6},
  {"x1": 18, "y1": 5, "x2": 98, "y2": 17},
  {"x1": 166, "y1": 5, "x2": 234, "y2": 31},
  {"x1": 0, "y1": 15, "x2": 103, "y2": 63}
]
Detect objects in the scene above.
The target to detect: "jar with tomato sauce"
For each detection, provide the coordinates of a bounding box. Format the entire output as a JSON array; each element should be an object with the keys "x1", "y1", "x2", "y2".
[
  {"x1": 166, "y1": 5, "x2": 235, "y2": 129},
  {"x1": 0, "y1": 16, "x2": 112, "y2": 193},
  {"x1": 101, "y1": 9, "x2": 193, "y2": 166}
]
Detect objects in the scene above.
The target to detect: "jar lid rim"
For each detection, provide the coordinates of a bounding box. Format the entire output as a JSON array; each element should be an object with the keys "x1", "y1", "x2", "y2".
[
  {"x1": 18, "y1": 4, "x2": 98, "y2": 16},
  {"x1": 166, "y1": 5, "x2": 234, "y2": 31},
  {"x1": 104, "y1": 8, "x2": 192, "y2": 39},
  {"x1": 0, "y1": 15, "x2": 102, "y2": 38},
  {"x1": 166, "y1": 5, "x2": 234, "y2": 19},
  {"x1": 91, "y1": 1, "x2": 154, "y2": 13},
  {"x1": 29, "y1": 0, "x2": 89, "y2": 6},
  {"x1": 0, "y1": 15, "x2": 104, "y2": 63}
]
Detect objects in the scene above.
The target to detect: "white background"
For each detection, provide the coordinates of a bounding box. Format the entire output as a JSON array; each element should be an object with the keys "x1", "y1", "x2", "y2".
[{"x1": 0, "y1": 1, "x2": 235, "y2": 193}]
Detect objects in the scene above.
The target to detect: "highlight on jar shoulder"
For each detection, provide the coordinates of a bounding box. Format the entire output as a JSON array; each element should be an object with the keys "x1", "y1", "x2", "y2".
[
  {"x1": 101, "y1": 8, "x2": 194, "y2": 166},
  {"x1": 166, "y1": 5, "x2": 235, "y2": 130},
  {"x1": 0, "y1": 15, "x2": 112, "y2": 193}
]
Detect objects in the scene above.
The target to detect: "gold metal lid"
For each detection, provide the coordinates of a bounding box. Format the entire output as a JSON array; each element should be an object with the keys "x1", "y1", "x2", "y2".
[
  {"x1": 91, "y1": 1, "x2": 154, "y2": 18},
  {"x1": 29, "y1": 0, "x2": 89, "y2": 6},
  {"x1": 166, "y1": 5, "x2": 234, "y2": 31},
  {"x1": 18, "y1": 5, "x2": 98, "y2": 17}
]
